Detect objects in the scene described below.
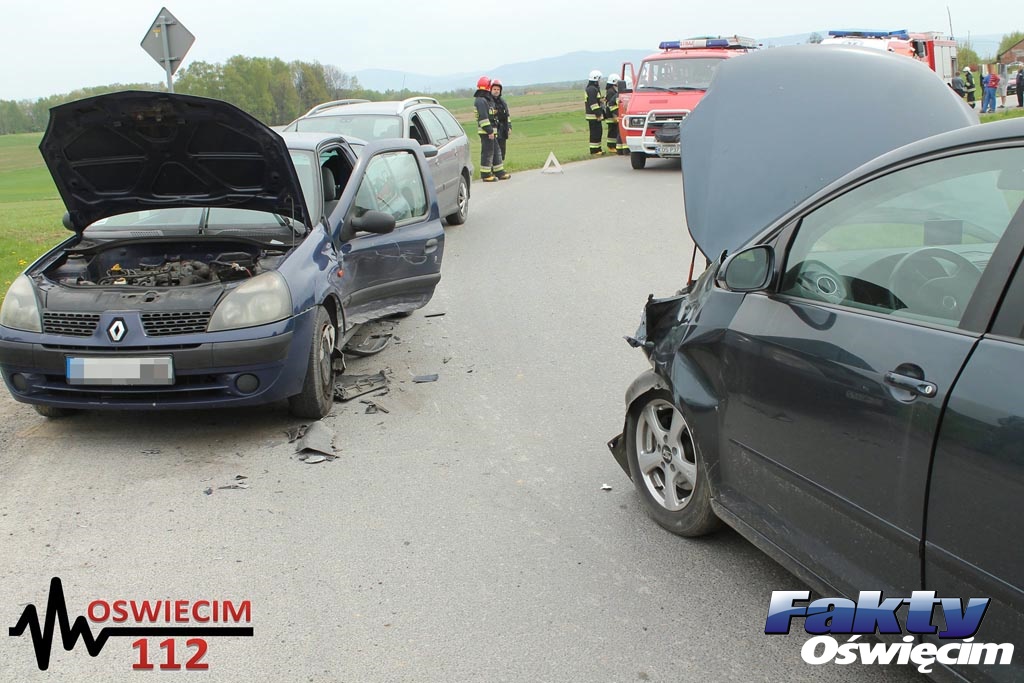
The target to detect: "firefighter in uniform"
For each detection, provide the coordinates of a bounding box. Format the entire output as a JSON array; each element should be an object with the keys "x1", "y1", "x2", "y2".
[
  {"x1": 584, "y1": 70, "x2": 604, "y2": 155},
  {"x1": 475, "y1": 76, "x2": 510, "y2": 181},
  {"x1": 491, "y1": 79, "x2": 511, "y2": 161},
  {"x1": 604, "y1": 74, "x2": 620, "y2": 155}
]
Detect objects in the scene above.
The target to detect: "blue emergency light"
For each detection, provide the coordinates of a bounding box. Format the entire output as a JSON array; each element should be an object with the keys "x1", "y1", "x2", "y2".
[
  {"x1": 827, "y1": 29, "x2": 910, "y2": 40},
  {"x1": 660, "y1": 36, "x2": 759, "y2": 50}
]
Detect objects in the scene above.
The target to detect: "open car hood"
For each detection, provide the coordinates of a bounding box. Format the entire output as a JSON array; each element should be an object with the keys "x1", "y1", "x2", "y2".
[
  {"x1": 680, "y1": 45, "x2": 977, "y2": 258},
  {"x1": 41, "y1": 91, "x2": 312, "y2": 233}
]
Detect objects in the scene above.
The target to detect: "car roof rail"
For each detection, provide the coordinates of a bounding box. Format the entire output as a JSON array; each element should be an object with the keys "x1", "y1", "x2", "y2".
[
  {"x1": 303, "y1": 99, "x2": 371, "y2": 117},
  {"x1": 398, "y1": 97, "x2": 439, "y2": 112}
]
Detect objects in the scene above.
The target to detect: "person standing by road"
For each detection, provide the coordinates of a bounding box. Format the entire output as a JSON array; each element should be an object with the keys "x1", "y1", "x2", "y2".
[
  {"x1": 475, "y1": 76, "x2": 510, "y2": 181},
  {"x1": 604, "y1": 74, "x2": 621, "y2": 155},
  {"x1": 491, "y1": 79, "x2": 511, "y2": 163},
  {"x1": 982, "y1": 69, "x2": 999, "y2": 113},
  {"x1": 963, "y1": 67, "x2": 977, "y2": 109},
  {"x1": 1017, "y1": 68, "x2": 1024, "y2": 108},
  {"x1": 951, "y1": 71, "x2": 966, "y2": 100},
  {"x1": 584, "y1": 70, "x2": 604, "y2": 155}
]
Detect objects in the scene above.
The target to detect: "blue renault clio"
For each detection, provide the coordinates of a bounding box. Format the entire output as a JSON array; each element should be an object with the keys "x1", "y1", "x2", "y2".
[{"x1": 0, "y1": 91, "x2": 444, "y2": 418}]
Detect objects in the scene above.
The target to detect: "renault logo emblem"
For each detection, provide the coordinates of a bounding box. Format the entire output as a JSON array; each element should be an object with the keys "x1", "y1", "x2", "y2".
[{"x1": 107, "y1": 318, "x2": 127, "y2": 343}]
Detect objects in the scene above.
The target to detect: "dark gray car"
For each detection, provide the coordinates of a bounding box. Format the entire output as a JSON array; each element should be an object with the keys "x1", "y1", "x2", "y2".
[
  {"x1": 609, "y1": 45, "x2": 1022, "y2": 682},
  {"x1": 284, "y1": 98, "x2": 473, "y2": 226}
]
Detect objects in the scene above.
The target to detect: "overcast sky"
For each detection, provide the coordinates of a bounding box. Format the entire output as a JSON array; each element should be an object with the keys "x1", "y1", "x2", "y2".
[{"x1": 0, "y1": 0, "x2": 1011, "y2": 100}]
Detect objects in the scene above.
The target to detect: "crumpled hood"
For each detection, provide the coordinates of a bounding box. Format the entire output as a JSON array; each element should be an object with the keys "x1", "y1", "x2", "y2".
[
  {"x1": 40, "y1": 91, "x2": 311, "y2": 233},
  {"x1": 680, "y1": 45, "x2": 977, "y2": 258}
]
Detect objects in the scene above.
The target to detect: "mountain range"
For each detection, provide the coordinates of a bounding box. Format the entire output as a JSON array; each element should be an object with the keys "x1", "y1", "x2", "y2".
[{"x1": 352, "y1": 33, "x2": 1005, "y2": 92}]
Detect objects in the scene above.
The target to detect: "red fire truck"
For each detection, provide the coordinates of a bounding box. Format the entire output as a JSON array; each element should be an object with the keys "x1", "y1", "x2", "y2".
[
  {"x1": 618, "y1": 36, "x2": 759, "y2": 170},
  {"x1": 821, "y1": 30, "x2": 958, "y2": 85}
]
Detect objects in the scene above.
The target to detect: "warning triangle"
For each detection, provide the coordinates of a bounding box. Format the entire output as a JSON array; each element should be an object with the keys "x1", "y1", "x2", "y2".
[{"x1": 541, "y1": 152, "x2": 563, "y2": 174}]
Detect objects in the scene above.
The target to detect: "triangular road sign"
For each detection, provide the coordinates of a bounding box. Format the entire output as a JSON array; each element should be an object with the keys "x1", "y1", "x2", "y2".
[{"x1": 541, "y1": 152, "x2": 563, "y2": 174}]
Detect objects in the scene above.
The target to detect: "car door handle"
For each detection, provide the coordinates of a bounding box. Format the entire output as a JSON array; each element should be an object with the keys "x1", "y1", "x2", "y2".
[
  {"x1": 424, "y1": 239, "x2": 438, "y2": 254},
  {"x1": 884, "y1": 371, "x2": 938, "y2": 398}
]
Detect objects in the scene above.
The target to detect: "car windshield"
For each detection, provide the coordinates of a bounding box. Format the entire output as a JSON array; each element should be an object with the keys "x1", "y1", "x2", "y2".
[
  {"x1": 83, "y1": 150, "x2": 316, "y2": 236},
  {"x1": 292, "y1": 114, "x2": 403, "y2": 140},
  {"x1": 637, "y1": 58, "x2": 724, "y2": 91}
]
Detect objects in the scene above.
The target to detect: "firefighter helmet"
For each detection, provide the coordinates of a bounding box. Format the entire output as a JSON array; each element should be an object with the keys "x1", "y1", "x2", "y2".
[
  {"x1": 477, "y1": 76, "x2": 492, "y2": 89},
  {"x1": 607, "y1": 74, "x2": 620, "y2": 85},
  {"x1": 491, "y1": 79, "x2": 503, "y2": 89},
  {"x1": 588, "y1": 69, "x2": 602, "y2": 81},
  {"x1": 963, "y1": 66, "x2": 971, "y2": 72}
]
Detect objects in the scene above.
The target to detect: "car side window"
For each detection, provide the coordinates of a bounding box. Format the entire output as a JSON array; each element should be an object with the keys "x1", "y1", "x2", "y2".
[
  {"x1": 408, "y1": 114, "x2": 429, "y2": 145},
  {"x1": 419, "y1": 110, "x2": 450, "y2": 147},
  {"x1": 432, "y1": 107, "x2": 466, "y2": 140},
  {"x1": 351, "y1": 151, "x2": 428, "y2": 226},
  {"x1": 780, "y1": 147, "x2": 1024, "y2": 327}
]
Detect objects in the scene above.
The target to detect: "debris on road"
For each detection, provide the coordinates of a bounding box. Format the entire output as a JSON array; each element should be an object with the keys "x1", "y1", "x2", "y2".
[
  {"x1": 303, "y1": 455, "x2": 327, "y2": 465},
  {"x1": 424, "y1": 312, "x2": 446, "y2": 318},
  {"x1": 601, "y1": 484, "x2": 613, "y2": 491},
  {"x1": 413, "y1": 374, "x2": 439, "y2": 383},
  {"x1": 203, "y1": 487, "x2": 213, "y2": 496},
  {"x1": 295, "y1": 420, "x2": 337, "y2": 460},
  {"x1": 361, "y1": 399, "x2": 390, "y2": 415},
  {"x1": 344, "y1": 321, "x2": 395, "y2": 356},
  {"x1": 335, "y1": 370, "x2": 389, "y2": 402},
  {"x1": 218, "y1": 482, "x2": 250, "y2": 490}
]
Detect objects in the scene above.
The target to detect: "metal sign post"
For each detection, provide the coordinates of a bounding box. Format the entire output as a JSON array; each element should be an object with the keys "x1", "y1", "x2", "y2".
[{"x1": 140, "y1": 7, "x2": 195, "y2": 92}]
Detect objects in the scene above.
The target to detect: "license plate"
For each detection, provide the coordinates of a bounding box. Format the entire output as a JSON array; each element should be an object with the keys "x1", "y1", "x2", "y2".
[
  {"x1": 66, "y1": 356, "x2": 175, "y2": 386},
  {"x1": 657, "y1": 144, "x2": 680, "y2": 156}
]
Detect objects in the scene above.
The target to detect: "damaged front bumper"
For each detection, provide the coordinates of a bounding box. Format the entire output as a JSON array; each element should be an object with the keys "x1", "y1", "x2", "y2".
[{"x1": 0, "y1": 309, "x2": 315, "y2": 410}]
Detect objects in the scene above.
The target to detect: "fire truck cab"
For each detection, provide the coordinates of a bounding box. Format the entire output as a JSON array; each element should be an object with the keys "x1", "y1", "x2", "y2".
[
  {"x1": 821, "y1": 30, "x2": 958, "y2": 86},
  {"x1": 619, "y1": 36, "x2": 759, "y2": 170}
]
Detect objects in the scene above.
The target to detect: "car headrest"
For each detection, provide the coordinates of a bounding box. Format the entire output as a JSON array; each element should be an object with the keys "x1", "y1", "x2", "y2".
[{"x1": 322, "y1": 167, "x2": 337, "y2": 201}]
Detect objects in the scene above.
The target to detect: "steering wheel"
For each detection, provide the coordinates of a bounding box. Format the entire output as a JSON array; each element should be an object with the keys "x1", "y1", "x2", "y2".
[
  {"x1": 790, "y1": 260, "x2": 848, "y2": 305},
  {"x1": 888, "y1": 247, "x2": 982, "y2": 319}
]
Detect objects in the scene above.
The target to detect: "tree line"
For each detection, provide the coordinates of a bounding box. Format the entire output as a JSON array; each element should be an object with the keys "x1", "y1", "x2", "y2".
[{"x1": 0, "y1": 56, "x2": 468, "y2": 135}]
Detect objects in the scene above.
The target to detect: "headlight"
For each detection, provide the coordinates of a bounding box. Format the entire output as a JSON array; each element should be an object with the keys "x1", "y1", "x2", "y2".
[
  {"x1": 207, "y1": 272, "x2": 292, "y2": 332},
  {"x1": 627, "y1": 116, "x2": 647, "y2": 128},
  {"x1": 0, "y1": 275, "x2": 42, "y2": 332}
]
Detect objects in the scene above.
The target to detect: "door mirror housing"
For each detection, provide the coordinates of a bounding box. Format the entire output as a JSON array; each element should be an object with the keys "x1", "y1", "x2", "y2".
[
  {"x1": 718, "y1": 245, "x2": 774, "y2": 292},
  {"x1": 350, "y1": 210, "x2": 396, "y2": 235},
  {"x1": 419, "y1": 144, "x2": 438, "y2": 158}
]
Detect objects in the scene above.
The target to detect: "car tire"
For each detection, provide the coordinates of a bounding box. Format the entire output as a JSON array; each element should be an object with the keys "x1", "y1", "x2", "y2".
[
  {"x1": 630, "y1": 152, "x2": 647, "y2": 170},
  {"x1": 32, "y1": 404, "x2": 78, "y2": 418},
  {"x1": 288, "y1": 306, "x2": 336, "y2": 419},
  {"x1": 625, "y1": 390, "x2": 721, "y2": 537},
  {"x1": 445, "y1": 175, "x2": 469, "y2": 225}
]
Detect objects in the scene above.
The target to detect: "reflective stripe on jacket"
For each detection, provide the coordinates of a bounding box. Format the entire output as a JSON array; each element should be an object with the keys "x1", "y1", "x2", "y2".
[
  {"x1": 475, "y1": 89, "x2": 496, "y2": 135},
  {"x1": 584, "y1": 83, "x2": 604, "y2": 120}
]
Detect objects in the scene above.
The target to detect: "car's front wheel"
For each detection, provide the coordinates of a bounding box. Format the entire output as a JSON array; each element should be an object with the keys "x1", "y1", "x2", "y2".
[
  {"x1": 630, "y1": 152, "x2": 647, "y2": 170},
  {"x1": 445, "y1": 174, "x2": 469, "y2": 225},
  {"x1": 288, "y1": 306, "x2": 336, "y2": 419},
  {"x1": 625, "y1": 390, "x2": 721, "y2": 536}
]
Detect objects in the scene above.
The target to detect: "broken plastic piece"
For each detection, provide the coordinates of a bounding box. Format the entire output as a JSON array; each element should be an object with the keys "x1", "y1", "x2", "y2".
[
  {"x1": 424, "y1": 312, "x2": 446, "y2": 318},
  {"x1": 413, "y1": 374, "x2": 439, "y2": 383},
  {"x1": 334, "y1": 370, "x2": 389, "y2": 401},
  {"x1": 601, "y1": 484, "x2": 613, "y2": 491},
  {"x1": 295, "y1": 420, "x2": 336, "y2": 458},
  {"x1": 303, "y1": 455, "x2": 327, "y2": 464}
]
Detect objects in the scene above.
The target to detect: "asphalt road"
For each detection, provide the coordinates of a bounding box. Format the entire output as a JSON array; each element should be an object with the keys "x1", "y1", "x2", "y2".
[{"x1": 0, "y1": 155, "x2": 922, "y2": 682}]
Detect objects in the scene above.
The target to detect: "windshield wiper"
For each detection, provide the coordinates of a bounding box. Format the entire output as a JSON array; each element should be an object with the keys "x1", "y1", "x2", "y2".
[
  {"x1": 638, "y1": 86, "x2": 673, "y2": 92},
  {"x1": 668, "y1": 86, "x2": 707, "y2": 91}
]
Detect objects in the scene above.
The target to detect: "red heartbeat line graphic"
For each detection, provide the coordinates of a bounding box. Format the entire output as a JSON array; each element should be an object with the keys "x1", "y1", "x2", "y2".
[{"x1": 9, "y1": 577, "x2": 253, "y2": 670}]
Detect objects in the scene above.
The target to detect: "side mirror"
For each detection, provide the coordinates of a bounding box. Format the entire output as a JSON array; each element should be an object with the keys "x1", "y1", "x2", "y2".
[
  {"x1": 420, "y1": 144, "x2": 438, "y2": 158},
  {"x1": 718, "y1": 245, "x2": 774, "y2": 292},
  {"x1": 351, "y1": 210, "x2": 396, "y2": 235}
]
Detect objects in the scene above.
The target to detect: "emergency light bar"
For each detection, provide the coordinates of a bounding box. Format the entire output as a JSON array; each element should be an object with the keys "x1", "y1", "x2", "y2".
[
  {"x1": 827, "y1": 29, "x2": 910, "y2": 40},
  {"x1": 660, "y1": 36, "x2": 759, "y2": 50}
]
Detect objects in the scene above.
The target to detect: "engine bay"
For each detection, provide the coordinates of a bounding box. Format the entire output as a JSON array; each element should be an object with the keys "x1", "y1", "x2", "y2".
[{"x1": 44, "y1": 239, "x2": 289, "y2": 288}]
